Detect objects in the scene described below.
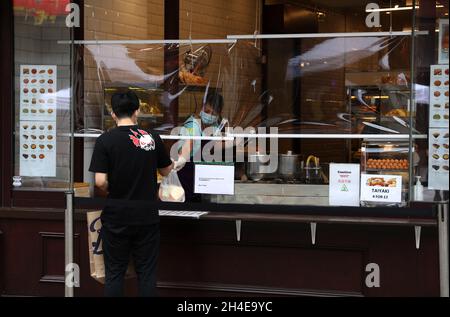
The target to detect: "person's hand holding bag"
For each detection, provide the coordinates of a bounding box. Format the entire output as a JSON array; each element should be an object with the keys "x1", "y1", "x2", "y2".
[{"x1": 159, "y1": 170, "x2": 185, "y2": 203}]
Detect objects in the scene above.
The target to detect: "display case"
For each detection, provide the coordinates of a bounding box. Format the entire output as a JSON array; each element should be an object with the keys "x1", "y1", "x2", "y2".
[
  {"x1": 349, "y1": 85, "x2": 411, "y2": 135},
  {"x1": 360, "y1": 140, "x2": 411, "y2": 207},
  {"x1": 102, "y1": 84, "x2": 218, "y2": 131},
  {"x1": 102, "y1": 85, "x2": 164, "y2": 131}
]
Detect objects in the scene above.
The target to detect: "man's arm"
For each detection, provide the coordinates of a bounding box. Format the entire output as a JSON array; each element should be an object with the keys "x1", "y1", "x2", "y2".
[
  {"x1": 155, "y1": 132, "x2": 175, "y2": 176},
  {"x1": 95, "y1": 173, "x2": 109, "y2": 192},
  {"x1": 158, "y1": 162, "x2": 174, "y2": 177}
]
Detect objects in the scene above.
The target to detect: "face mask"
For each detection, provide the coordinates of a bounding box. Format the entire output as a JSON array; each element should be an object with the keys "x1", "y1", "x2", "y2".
[{"x1": 200, "y1": 111, "x2": 218, "y2": 126}]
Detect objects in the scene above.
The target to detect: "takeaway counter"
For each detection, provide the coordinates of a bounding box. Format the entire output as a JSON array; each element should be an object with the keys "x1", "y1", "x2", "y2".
[{"x1": 2, "y1": 2, "x2": 449, "y2": 296}]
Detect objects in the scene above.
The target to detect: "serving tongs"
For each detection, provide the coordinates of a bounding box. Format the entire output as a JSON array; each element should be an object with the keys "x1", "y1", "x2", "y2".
[
  {"x1": 392, "y1": 116, "x2": 421, "y2": 134},
  {"x1": 362, "y1": 122, "x2": 400, "y2": 134}
]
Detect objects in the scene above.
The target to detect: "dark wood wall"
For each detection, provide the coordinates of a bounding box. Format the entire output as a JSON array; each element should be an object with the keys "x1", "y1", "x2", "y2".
[
  {"x1": 0, "y1": 210, "x2": 440, "y2": 297},
  {"x1": 0, "y1": 0, "x2": 13, "y2": 208},
  {"x1": 0, "y1": 229, "x2": 4, "y2": 294}
]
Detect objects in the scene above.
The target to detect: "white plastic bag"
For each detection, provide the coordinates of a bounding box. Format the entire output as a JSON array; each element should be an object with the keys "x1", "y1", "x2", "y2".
[{"x1": 159, "y1": 170, "x2": 186, "y2": 203}]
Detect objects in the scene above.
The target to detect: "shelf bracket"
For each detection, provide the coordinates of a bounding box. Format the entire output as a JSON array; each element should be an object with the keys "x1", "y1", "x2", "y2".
[
  {"x1": 415, "y1": 226, "x2": 422, "y2": 250},
  {"x1": 311, "y1": 222, "x2": 317, "y2": 246},
  {"x1": 236, "y1": 220, "x2": 242, "y2": 242}
]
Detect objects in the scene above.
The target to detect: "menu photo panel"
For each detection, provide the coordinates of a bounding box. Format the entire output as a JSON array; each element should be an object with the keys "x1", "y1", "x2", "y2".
[
  {"x1": 429, "y1": 65, "x2": 449, "y2": 128},
  {"x1": 20, "y1": 65, "x2": 57, "y2": 122},
  {"x1": 19, "y1": 121, "x2": 57, "y2": 177},
  {"x1": 19, "y1": 65, "x2": 57, "y2": 178}
]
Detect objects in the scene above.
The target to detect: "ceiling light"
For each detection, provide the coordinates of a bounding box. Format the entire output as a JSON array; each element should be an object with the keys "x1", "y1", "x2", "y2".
[
  {"x1": 366, "y1": 6, "x2": 413, "y2": 12},
  {"x1": 367, "y1": 4, "x2": 444, "y2": 12}
]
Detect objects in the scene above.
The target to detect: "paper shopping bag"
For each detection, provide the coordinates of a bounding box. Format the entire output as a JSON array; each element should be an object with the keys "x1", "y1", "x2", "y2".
[{"x1": 87, "y1": 211, "x2": 136, "y2": 284}]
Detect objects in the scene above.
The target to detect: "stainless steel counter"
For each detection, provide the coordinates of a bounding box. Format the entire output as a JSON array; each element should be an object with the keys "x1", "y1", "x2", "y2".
[{"x1": 210, "y1": 183, "x2": 329, "y2": 206}]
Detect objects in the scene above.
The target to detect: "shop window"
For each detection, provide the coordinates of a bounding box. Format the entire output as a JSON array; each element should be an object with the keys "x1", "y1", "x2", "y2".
[
  {"x1": 13, "y1": 0, "x2": 72, "y2": 192},
  {"x1": 74, "y1": 0, "x2": 448, "y2": 207},
  {"x1": 11, "y1": 0, "x2": 448, "y2": 206}
]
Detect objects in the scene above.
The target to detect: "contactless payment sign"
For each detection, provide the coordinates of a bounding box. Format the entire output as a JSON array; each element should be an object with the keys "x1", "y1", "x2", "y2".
[{"x1": 329, "y1": 164, "x2": 360, "y2": 207}]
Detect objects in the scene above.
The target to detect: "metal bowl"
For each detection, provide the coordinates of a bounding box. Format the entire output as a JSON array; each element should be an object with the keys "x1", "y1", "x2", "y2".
[{"x1": 247, "y1": 154, "x2": 273, "y2": 181}]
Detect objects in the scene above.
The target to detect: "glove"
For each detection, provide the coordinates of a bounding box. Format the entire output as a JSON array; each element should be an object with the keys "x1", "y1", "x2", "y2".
[{"x1": 173, "y1": 156, "x2": 187, "y2": 172}]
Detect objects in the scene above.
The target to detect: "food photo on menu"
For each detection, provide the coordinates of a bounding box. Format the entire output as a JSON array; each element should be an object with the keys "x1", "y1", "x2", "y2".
[
  {"x1": 428, "y1": 129, "x2": 450, "y2": 190},
  {"x1": 366, "y1": 177, "x2": 398, "y2": 188}
]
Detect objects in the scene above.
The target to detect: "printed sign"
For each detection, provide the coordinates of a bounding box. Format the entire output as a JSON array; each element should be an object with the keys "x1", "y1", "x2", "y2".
[
  {"x1": 360, "y1": 174, "x2": 402, "y2": 203},
  {"x1": 194, "y1": 164, "x2": 235, "y2": 195},
  {"x1": 329, "y1": 164, "x2": 361, "y2": 207}
]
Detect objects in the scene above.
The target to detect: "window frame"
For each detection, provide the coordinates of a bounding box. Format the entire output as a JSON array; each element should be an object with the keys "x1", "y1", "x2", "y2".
[{"x1": 3, "y1": 0, "x2": 84, "y2": 209}]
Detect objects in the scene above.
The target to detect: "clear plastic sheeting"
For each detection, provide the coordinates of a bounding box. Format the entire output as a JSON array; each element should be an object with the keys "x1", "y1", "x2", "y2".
[
  {"x1": 77, "y1": 35, "x2": 417, "y2": 137},
  {"x1": 80, "y1": 41, "x2": 262, "y2": 134},
  {"x1": 68, "y1": 34, "x2": 429, "y2": 207}
]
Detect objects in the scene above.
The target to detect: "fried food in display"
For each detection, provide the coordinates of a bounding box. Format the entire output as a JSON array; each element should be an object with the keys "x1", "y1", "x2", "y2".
[
  {"x1": 366, "y1": 159, "x2": 409, "y2": 170},
  {"x1": 366, "y1": 177, "x2": 397, "y2": 187}
]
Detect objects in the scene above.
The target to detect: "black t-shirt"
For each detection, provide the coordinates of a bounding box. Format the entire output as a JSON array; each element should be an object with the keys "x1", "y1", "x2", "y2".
[{"x1": 89, "y1": 125, "x2": 172, "y2": 225}]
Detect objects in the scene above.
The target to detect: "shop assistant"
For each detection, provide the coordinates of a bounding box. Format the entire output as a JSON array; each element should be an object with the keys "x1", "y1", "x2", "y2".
[
  {"x1": 89, "y1": 91, "x2": 174, "y2": 297},
  {"x1": 173, "y1": 92, "x2": 225, "y2": 202}
]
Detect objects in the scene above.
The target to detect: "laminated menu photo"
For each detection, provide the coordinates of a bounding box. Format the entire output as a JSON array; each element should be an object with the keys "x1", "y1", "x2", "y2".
[
  {"x1": 428, "y1": 128, "x2": 449, "y2": 190},
  {"x1": 19, "y1": 121, "x2": 57, "y2": 177},
  {"x1": 20, "y1": 65, "x2": 57, "y2": 122},
  {"x1": 429, "y1": 65, "x2": 449, "y2": 129}
]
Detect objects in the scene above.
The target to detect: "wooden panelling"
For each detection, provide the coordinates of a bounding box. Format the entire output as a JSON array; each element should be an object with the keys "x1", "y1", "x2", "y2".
[
  {"x1": 39, "y1": 232, "x2": 80, "y2": 284},
  {"x1": 157, "y1": 282, "x2": 364, "y2": 297},
  {"x1": 0, "y1": 219, "x2": 84, "y2": 296},
  {"x1": 157, "y1": 219, "x2": 440, "y2": 297},
  {"x1": 12, "y1": 192, "x2": 66, "y2": 209},
  {"x1": 0, "y1": 208, "x2": 441, "y2": 297},
  {"x1": 0, "y1": 0, "x2": 13, "y2": 207},
  {"x1": 159, "y1": 244, "x2": 365, "y2": 294},
  {"x1": 0, "y1": 230, "x2": 4, "y2": 295}
]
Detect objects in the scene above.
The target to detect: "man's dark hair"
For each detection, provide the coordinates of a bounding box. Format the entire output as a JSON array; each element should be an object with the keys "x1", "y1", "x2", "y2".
[
  {"x1": 111, "y1": 90, "x2": 140, "y2": 119},
  {"x1": 204, "y1": 92, "x2": 224, "y2": 115}
]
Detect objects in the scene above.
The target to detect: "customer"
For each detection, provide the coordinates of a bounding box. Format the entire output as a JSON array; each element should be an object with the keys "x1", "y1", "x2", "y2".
[
  {"x1": 89, "y1": 90, "x2": 173, "y2": 297},
  {"x1": 173, "y1": 92, "x2": 225, "y2": 201}
]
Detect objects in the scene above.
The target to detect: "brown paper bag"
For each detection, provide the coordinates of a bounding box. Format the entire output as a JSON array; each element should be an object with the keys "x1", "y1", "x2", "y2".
[{"x1": 87, "y1": 211, "x2": 136, "y2": 284}]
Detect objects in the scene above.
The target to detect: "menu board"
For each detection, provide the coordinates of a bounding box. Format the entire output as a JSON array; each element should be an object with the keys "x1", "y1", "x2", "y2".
[
  {"x1": 19, "y1": 121, "x2": 57, "y2": 177},
  {"x1": 360, "y1": 174, "x2": 403, "y2": 204},
  {"x1": 429, "y1": 65, "x2": 449, "y2": 128},
  {"x1": 428, "y1": 128, "x2": 449, "y2": 190},
  {"x1": 20, "y1": 65, "x2": 57, "y2": 122},
  {"x1": 428, "y1": 65, "x2": 449, "y2": 191},
  {"x1": 19, "y1": 65, "x2": 57, "y2": 177}
]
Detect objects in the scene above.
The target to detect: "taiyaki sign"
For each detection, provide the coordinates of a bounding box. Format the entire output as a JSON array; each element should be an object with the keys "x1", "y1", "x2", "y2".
[{"x1": 360, "y1": 174, "x2": 403, "y2": 203}]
